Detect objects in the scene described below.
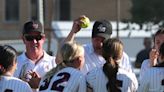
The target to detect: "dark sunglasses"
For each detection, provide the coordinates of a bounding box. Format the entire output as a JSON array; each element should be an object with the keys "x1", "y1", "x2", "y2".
[{"x1": 24, "y1": 35, "x2": 43, "y2": 41}]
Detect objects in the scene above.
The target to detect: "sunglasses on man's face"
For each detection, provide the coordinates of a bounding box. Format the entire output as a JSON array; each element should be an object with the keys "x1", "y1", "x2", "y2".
[{"x1": 24, "y1": 35, "x2": 43, "y2": 41}]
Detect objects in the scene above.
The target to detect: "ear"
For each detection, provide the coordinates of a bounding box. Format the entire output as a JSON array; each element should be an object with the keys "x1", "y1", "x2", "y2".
[{"x1": 41, "y1": 35, "x2": 46, "y2": 42}]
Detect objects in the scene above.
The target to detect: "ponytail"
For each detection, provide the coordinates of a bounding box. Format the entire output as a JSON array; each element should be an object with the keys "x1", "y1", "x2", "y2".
[
  {"x1": 102, "y1": 38, "x2": 123, "y2": 92},
  {"x1": 103, "y1": 57, "x2": 120, "y2": 92}
]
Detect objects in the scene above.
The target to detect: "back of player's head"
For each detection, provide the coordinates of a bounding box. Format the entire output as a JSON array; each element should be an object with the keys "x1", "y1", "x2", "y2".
[
  {"x1": 60, "y1": 41, "x2": 84, "y2": 65},
  {"x1": 0, "y1": 45, "x2": 17, "y2": 75},
  {"x1": 102, "y1": 38, "x2": 123, "y2": 61},
  {"x1": 44, "y1": 41, "x2": 84, "y2": 79},
  {"x1": 102, "y1": 38, "x2": 123, "y2": 92}
]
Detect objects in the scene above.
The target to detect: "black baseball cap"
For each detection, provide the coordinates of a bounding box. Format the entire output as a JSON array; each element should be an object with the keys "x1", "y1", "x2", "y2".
[
  {"x1": 92, "y1": 20, "x2": 112, "y2": 40},
  {"x1": 22, "y1": 21, "x2": 44, "y2": 35}
]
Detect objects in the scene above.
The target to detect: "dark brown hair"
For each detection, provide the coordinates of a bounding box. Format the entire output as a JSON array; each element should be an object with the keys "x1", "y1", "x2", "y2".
[
  {"x1": 157, "y1": 42, "x2": 164, "y2": 67},
  {"x1": 0, "y1": 45, "x2": 17, "y2": 75}
]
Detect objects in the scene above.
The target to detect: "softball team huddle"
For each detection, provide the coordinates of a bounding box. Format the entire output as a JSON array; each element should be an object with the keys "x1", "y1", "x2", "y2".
[{"x1": 0, "y1": 16, "x2": 163, "y2": 92}]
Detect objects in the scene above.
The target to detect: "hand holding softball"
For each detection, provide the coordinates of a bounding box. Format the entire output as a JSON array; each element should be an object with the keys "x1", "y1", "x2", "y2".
[{"x1": 71, "y1": 15, "x2": 90, "y2": 33}]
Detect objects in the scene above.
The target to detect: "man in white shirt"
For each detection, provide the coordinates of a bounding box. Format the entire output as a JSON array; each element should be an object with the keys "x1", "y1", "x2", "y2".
[
  {"x1": 14, "y1": 21, "x2": 56, "y2": 91},
  {"x1": 56, "y1": 15, "x2": 132, "y2": 74}
]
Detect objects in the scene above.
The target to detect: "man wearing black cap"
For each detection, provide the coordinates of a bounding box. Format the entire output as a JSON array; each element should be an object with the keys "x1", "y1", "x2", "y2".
[
  {"x1": 56, "y1": 15, "x2": 132, "y2": 74},
  {"x1": 14, "y1": 21, "x2": 56, "y2": 91}
]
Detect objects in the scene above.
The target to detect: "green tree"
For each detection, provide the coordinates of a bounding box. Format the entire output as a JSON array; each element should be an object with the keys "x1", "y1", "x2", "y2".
[{"x1": 131, "y1": 0, "x2": 164, "y2": 25}]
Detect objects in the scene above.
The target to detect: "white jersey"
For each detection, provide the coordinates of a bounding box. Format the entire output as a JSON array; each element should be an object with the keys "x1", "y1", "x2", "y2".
[
  {"x1": 138, "y1": 66, "x2": 164, "y2": 92},
  {"x1": 81, "y1": 43, "x2": 132, "y2": 74},
  {"x1": 0, "y1": 76, "x2": 32, "y2": 92},
  {"x1": 39, "y1": 67, "x2": 86, "y2": 92},
  {"x1": 139, "y1": 59, "x2": 151, "y2": 81},
  {"x1": 86, "y1": 67, "x2": 138, "y2": 92},
  {"x1": 14, "y1": 51, "x2": 57, "y2": 78}
]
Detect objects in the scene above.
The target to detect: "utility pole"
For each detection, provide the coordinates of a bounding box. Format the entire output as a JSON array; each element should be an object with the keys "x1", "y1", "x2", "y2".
[
  {"x1": 116, "y1": 0, "x2": 120, "y2": 38},
  {"x1": 38, "y1": 0, "x2": 44, "y2": 28},
  {"x1": 38, "y1": 0, "x2": 53, "y2": 55}
]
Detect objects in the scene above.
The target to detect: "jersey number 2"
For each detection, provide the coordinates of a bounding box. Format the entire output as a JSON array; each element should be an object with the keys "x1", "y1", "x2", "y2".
[{"x1": 39, "y1": 72, "x2": 70, "y2": 91}]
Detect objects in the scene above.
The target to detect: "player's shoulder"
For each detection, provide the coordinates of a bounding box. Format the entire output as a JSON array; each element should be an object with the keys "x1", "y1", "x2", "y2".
[
  {"x1": 141, "y1": 59, "x2": 150, "y2": 67},
  {"x1": 118, "y1": 68, "x2": 137, "y2": 80},
  {"x1": 87, "y1": 67, "x2": 101, "y2": 75},
  {"x1": 86, "y1": 67, "x2": 103, "y2": 80},
  {"x1": 142, "y1": 59, "x2": 150, "y2": 64},
  {"x1": 61, "y1": 67, "x2": 84, "y2": 76},
  {"x1": 56, "y1": 67, "x2": 85, "y2": 83},
  {"x1": 9, "y1": 76, "x2": 27, "y2": 83},
  {"x1": 146, "y1": 66, "x2": 164, "y2": 75},
  {"x1": 2, "y1": 76, "x2": 29, "y2": 85},
  {"x1": 118, "y1": 68, "x2": 131, "y2": 75},
  {"x1": 0, "y1": 76, "x2": 32, "y2": 92}
]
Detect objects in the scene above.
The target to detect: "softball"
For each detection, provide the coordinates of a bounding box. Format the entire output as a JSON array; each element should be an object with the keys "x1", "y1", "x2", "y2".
[{"x1": 80, "y1": 16, "x2": 90, "y2": 28}]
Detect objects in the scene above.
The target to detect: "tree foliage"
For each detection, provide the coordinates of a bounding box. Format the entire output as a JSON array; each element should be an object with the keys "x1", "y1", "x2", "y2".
[{"x1": 131, "y1": 0, "x2": 164, "y2": 25}]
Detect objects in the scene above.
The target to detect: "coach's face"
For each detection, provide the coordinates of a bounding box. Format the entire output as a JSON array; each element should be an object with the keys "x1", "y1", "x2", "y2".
[
  {"x1": 22, "y1": 31, "x2": 45, "y2": 55},
  {"x1": 92, "y1": 36, "x2": 105, "y2": 55}
]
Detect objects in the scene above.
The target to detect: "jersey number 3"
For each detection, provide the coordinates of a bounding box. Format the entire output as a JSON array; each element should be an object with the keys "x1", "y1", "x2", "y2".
[{"x1": 39, "y1": 72, "x2": 70, "y2": 91}]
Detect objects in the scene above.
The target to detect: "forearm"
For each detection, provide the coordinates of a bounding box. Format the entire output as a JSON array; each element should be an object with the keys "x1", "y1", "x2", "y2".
[
  {"x1": 56, "y1": 24, "x2": 78, "y2": 64},
  {"x1": 56, "y1": 15, "x2": 85, "y2": 64},
  {"x1": 63, "y1": 29, "x2": 77, "y2": 43}
]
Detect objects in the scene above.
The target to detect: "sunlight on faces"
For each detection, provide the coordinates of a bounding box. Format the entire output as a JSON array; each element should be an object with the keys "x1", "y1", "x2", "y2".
[
  {"x1": 92, "y1": 36, "x2": 105, "y2": 55},
  {"x1": 23, "y1": 32, "x2": 45, "y2": 54}
]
